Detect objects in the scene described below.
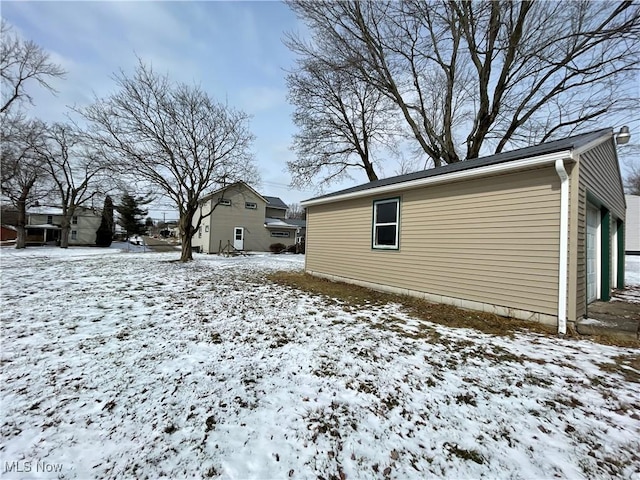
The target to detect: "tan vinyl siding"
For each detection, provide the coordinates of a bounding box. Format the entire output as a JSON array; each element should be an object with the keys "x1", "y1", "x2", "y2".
[
  {"x1": 575, "y1": 139, "x2": 626, "y2": 311},
  {"x1": 306, "y1": 167, "x2": 561, "y2": 317},
  {"x1": 579, "y1": 141, "x2": 626, "y2": 219}
]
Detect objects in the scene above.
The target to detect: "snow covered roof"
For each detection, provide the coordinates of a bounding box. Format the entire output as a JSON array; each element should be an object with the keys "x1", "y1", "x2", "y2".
[
  {"x1": 264, "y1": 217, "x2": 302, "y2": 229},
  {"x1": 25, "y1": 224, "x2": 61, "y2": 229},
  {"x1": 27, "y1": 205, "x2": 97, "y2": 216},
  {"x1": 27, "y1": 206, "x2": 65, "y2": 215}
]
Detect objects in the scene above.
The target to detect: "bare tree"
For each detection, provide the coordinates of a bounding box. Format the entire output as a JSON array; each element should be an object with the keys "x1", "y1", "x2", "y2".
[
  {"x1": 287, "y1": 1, "x2": 640, "y2": 167},
  {"x1": 79, "y1": 61, "x2": 256, "y2": 262},
  {"x1": 285, "y1": 202, "x2": 305, "y2": 220},
  {"x1": 286, "y1": 51, "x2": 400, "y2": 188},
  {"x1": 0, "y1": 114, "x2": 49, "y2": 248},
  {"x1": 624, "y1": 160, "x2": 640, "y2": 195},
  {"x1": 38, "y1": 123, "x2": 108, "y2": 248},
  {"x1": 0, "y1": 20, "x2": 66, "y2": 114}
]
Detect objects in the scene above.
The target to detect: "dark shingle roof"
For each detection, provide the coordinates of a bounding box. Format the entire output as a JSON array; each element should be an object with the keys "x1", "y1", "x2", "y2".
[
  {"x1": 264, "y1": 196, "x2": 288, "y2": 210},
  {"x1": 284, "y1": 218, "x2": 306, "y2": 227},
  {"x1": 304, "y1": 128, "x2": 612, "y2": 203}
]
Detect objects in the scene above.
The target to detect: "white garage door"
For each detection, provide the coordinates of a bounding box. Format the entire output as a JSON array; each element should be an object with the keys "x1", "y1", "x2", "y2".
[{"x1": 586, "y1": 204, "x2": 599, "y2": 303}]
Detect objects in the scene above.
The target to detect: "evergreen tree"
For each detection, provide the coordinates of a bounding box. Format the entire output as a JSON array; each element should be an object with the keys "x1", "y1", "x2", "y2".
[
  {"x1": 95, "y1": 195, "x2": 114, "y2": 247},
  {"x1": 116, "y1": 193, "x2": 149, "y2": 237}
]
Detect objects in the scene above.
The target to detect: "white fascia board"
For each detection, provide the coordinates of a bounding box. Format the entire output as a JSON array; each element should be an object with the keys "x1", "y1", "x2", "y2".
[
  {"x1": 571, "y1": 133, "x2": 612, "y2": 157},
  {"x1": 301, "y1": 151, "x2": 574, "y2": 207}
]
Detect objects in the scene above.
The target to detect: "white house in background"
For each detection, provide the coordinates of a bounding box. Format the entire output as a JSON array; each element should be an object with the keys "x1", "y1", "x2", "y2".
[
  {"x1": 192, "y1": 182, "x2": 305, "y2": 253},
  {"x1": 625, "y1": 195, "x2": 639, "y2": 254},
  {"x1": 25, "y1": 206, "x2": 101, "y2": 246}
]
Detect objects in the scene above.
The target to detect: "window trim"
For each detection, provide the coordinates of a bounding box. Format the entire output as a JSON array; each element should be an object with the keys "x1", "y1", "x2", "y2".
[
  {"x1": 245, "y1": 202, "x2": 257, "y2": 210},
  {"x1": 71, "y1": 215, "x2": 78, "y2": 225},
  {"x1": 218, "y1": 198, "x2": 231, "y2": 206},
  {"x1": 71, "y1": 230, "x2": 78, "y2": 240},
  {"x1": 270, "y1": 231, "x2": 290, "y2": 238},
  {"x1": 372, "y1": 197, "x2": 400, "y2": 250}
]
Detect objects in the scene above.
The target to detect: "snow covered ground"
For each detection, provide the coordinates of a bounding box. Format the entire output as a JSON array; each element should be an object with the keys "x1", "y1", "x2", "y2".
[{"x1": 1, "y1": 248, "x2": 639, "y2": 479}]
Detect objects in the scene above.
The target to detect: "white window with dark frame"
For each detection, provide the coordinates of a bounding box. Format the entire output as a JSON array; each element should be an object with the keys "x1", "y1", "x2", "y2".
[
  {"x1": 218, "y1": 198, "x2": 231, "y2": 206},
  {"x1": 270, "y1": 231, "x2": 290, "y2": 238},
  {"x1": 72, "y1": 215, "x2": 78, "y2": 225},
  {"x1": 372, "y1": 198, "x2": 400, "y2": 249},
  {"x1": 245, "y1": 202, "x2": 257, "y2": 209}
]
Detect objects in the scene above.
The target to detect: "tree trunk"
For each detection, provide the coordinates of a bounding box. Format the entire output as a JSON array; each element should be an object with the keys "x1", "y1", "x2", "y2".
[
  {"x1": 179, "y1": 209, "x2": 196, "y2": 262},
  {"x1": 60, "y1": 218, "x2": 70, "y2": 248},
  {"x1": 15, "y1": 194, "x2": 27, "y2": 249}
]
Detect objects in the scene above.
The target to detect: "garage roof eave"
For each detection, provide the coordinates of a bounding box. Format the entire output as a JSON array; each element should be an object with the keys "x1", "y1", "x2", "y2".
[{"x1": 301, "y1": 151, "x2": 575, "y2": 207}]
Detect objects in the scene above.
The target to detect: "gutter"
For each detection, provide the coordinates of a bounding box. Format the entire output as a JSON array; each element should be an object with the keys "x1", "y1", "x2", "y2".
[
  {"x1": 554, "y1": 159, "x2": 570, "y2": 335},
  {"x1": 301, "y1": 151, "x2": 573, "y2": 207}
]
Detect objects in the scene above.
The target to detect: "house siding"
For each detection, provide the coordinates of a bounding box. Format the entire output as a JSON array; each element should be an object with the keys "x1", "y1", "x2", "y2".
[
  {"x1": 194, "y1": 186, "x2": 267, "y2": 253},
  {"x1": 575, "y1": 139, "x2": 626, "y2": 312},
  {"x1": 306, "y1": 167, "x2": 561, "y2": 319},
  {"x1": 266, "y1": 207, "x2": 286, "y2": 219},
  {"x1": 192, "y1": 184, "x2": 298, "y2": 252},
  {"x1": 27, "y1": 211, "x2": 101, "y2": 245},
  {"x1": 625, "y1": 195, "x2": 640, "y2": 253}
]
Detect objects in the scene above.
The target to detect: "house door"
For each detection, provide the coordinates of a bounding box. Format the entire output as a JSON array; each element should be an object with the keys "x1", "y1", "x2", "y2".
[
  {"x1": 233, "y1": 227, "x2": 244, "y2": 250},
  {"x1": 586, "y1": 204, "x2": 599, "y2": 303}
]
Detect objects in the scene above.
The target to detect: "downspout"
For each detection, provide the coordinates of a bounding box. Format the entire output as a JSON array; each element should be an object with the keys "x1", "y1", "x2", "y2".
[{"x1": 554, "y1": 159, "x2": 570, "y2": 335}]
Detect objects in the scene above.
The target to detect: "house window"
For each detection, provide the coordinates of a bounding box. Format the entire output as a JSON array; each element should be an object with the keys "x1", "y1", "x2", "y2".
[
  {"x1": 198, "y1": 227, "x2": 202, "y2": 238},
  {"x1": 47, "y1": 215, "x2": 53, "y2": 224},
  {"x1": 205, "y1": 225, "x2": 209, "y2": 233},
  {"x1": 71, "y1": 230, "x2": 77, "y2": 240},
  {"x1": 245, "y1": 202, "x2": 257, "y2": 209},
  {"x1": 271, "y1": 231, "x2": 290, "y2": 238},
  {"x1": 72, "y1": 215, "x2": 78, "y2": 225},
  {"x1": 218, "y1": 198, "x2": 231, "y2": 206},
  {"x1": 372, "y1": 198, "x2": 400, "y2": 249}
]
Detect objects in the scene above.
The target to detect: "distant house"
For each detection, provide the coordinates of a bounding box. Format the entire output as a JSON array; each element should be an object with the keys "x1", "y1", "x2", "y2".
[
  {"x1": 302, "y1": 128, "x2": 628, "y2": 333},
  {"x1": 192, "y1": 182, "x2": 305, "y2": 253},
  {"x1": 626, "y1": 195, "x2": 639, "y2": 254},
  {"x1": 25, "y1": 206, "x2": 102, "y2": 246}
]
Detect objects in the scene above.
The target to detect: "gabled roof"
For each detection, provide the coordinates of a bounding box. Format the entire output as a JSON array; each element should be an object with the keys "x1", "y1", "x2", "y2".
[
  {"x1": 303, "y1": 128, "x2": 613, "y2": 205},
  {"x1": 200, "y1": 181, "x2": 267, "y2": 204},
  {"x1": 264, "y1": 196, "x2": 288, "y2": 210}
]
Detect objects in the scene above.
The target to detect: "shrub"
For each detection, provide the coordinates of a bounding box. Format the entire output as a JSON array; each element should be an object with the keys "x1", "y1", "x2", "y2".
[{"x1": 269, "y1": 242, "x2": 286, "y2": 253}]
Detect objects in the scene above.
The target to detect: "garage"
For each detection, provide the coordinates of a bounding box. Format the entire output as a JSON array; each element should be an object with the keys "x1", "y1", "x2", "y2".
[{"x1": 586, "y1": 203, "x2": 600, "y2": 303}]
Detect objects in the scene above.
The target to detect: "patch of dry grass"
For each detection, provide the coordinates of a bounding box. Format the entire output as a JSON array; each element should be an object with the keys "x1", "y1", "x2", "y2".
[
  {"x1": 597, "y1": 354, "x2": 640, "y2": 384},
  {"x1": 268, "y1": 272, "x2": 556, "y2": 337},
  {"x1": 268, "y1": 272, "x2": 640, "y2": 348}
]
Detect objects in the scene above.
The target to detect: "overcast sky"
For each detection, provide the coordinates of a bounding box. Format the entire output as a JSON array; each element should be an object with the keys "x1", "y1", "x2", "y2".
[
  {"x1": 3, "y1": 1, "x2": 638, "y2": 220},
  {"x1": 3, "y1": 0, "x2": 368, "y2": 219}
]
